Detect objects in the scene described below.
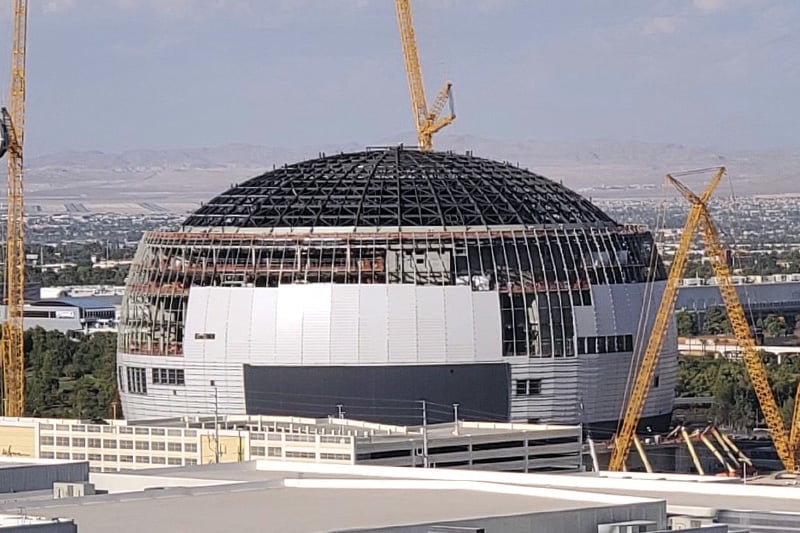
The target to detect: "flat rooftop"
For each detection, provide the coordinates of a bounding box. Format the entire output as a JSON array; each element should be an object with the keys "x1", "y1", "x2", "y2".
[
  {"x1": 0, "y1": 461, "x2": 653, "y2": 533},
  {"x1": 2, "y1": 460, "x2": 798, "y2": 532},
  {"x1": 129, "y1": 414, "x2": 578, "y2": 441}
]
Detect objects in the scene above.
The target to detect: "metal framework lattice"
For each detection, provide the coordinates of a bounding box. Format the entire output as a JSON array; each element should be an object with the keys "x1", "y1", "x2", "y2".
[
  {"x1": 183, "y1": 147, "x2": 616, "y2": 229},
  {"x1": 119, "y1": 226, "x2": 665, "y2": 358}
]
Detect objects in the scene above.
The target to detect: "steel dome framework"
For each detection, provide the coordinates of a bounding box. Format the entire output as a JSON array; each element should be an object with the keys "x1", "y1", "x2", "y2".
[
  {"x1": 184, "y1": 148, "x2": 615, "y2": 229},
  {"x1": 120, "y1": 148, "x2": 665, "y2": 362},
  {"x1": 118, "y1": 147, "x2": 674, "y2": 431}
]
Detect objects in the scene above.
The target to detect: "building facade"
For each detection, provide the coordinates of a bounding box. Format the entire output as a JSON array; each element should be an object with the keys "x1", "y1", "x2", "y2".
[
  {"x1": 117, "y1": 148, "x2": 677, "y2": 433},
  {"x1": 0, "y1": 416, "x2": 582, "y2": 474}
]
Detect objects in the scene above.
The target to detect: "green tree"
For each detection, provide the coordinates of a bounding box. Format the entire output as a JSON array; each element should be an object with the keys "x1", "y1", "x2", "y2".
[
  {"x1": 703, "y1": 306, "x2": 731, "y2": 335},
  {"x1": 676, "y1": 310, "x2": 697, "y2": 337},
  {"x1": 22, "y1": 328, "x2": 117, "y2": 418},
  {"x1": 762, "y1": 315, "x2": 788, "y2": 337}
]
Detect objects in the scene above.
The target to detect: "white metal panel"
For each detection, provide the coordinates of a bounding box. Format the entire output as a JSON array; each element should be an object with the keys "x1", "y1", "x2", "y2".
[
  {"x1": 387, "y1": 285, "x2": 418, "y2": 363},
  {"x1": 117, "y1": 354, "x2": 246, "y2": 420},
  {"x1": 275, "y1": 285, "x2": 305, "y2": 364},
  {"x1": 183, "y1": 287, "x2": 211, "y2": 361},
  {"x1": 416, "y1": 286, "x2": 447, "y2": 363},
  {"x1": 225, "y1": 288, "x2": 254, "y2": 363},
  {"x1": 572, "y1": 305, "x2": 597, "y2": 337},
  {"x1": 358, "y1": 285, "x2": 388, "y2": 364},
  {"x1": 201, "y1": 288, "x2": 231, "y2": 363},
  {"x1": 301, "y1": 284, "x2": 332, "y2": 364},
  {"x1": 472, "y1": 291, "x2": 502, "y2": 362},
  {"x1": 591, "y1": 285, "x2": 616, "y2": 336},
  {"x1": 250, "y1": 288, "x2": 278, "y2": 365},
  {"x1": 330, "y1": 285, "x2": 360, "y2": 364},
  {"x1": 444, "y1": 286, "x2": 475, "y2": 363}
]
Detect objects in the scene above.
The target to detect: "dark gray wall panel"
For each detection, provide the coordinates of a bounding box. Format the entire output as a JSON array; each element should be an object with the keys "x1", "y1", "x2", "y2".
[{"x1": 243, "y1": 363, "x2": 510, "y2": 425}]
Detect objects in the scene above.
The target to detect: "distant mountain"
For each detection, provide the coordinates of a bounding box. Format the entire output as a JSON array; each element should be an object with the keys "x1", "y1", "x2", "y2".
[{"x1": 22, "y1": 136, "x2": 800, "y2": 213}]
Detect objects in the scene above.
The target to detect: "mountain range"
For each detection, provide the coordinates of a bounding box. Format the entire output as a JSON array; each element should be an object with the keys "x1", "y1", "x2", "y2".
[{"x1": 22, "y1": 135, "x2": 800, "y2": 214}]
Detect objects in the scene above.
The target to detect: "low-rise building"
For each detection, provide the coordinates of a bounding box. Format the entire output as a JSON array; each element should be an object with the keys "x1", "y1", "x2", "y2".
[{"x1": 0, "y1": 415, "x2": 583, "y2": 474}]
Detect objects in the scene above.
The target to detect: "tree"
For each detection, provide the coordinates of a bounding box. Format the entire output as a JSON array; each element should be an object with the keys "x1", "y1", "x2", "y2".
[
  {"x1": 762, "y1": 315, "x2": 788, "y2": 337},
  {"x1": 703, "y1": 306, "x2": 731, "y2": 335},
  {"x1": 22, "y1": 328, "x2": 117, "y2": 418},
  {"x1": 676, "y1": 310, "x2": 697, "y2": 337}
]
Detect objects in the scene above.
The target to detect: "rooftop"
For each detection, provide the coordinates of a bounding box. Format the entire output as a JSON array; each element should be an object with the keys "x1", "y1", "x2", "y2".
[
  {"x1": 2, "y1": 460, "x2": 800, "y2": 532},
  {"x1": 0, "y1": 461, "x2": 654, "y2": 533}
]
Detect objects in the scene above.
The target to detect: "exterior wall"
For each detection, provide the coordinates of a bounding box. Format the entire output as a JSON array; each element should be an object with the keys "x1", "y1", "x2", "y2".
[
  {"x1": 243, "y1": 363, "x2": 510, "y2": 423},
  {"x1": 0, "y1": 461, "x2": 89, "y2": 494},
  {"x1": 677, "y1": 281, "x2": 800, "y2": 311},
  {"x1": 343, "y1": 501, "x2": 666, "y2": 533},
  {"x1": 0, "y1": 423, "x2": 36, "y2": 457},
  {"x1": 510, "y1": 280, "x2": 676, "y2": 427},
  {"x1": 182, "y1": 285, "x2": 502, "y2": 365},
  {"x1": 0, "y1": 520, "x2": 77, "y2": 533},
  {"x1": 0, "y1": 305, "x2": 83, "y2": 333},
  {"x1": 121, "y1": 279, "x2": 675, "y2": 426},
  {"x1": 118, "y1": 226, "x2": 676, "y2": 429},
  {"x1": 0, "y1": 417, "x2": 581, "y2": 475},
  {"x1": 10, "y1": 418, "x2": 356, "y2": 473},
  {"x1": 119, "y1": 352, "x2": 244, "y2": 421},
  {"x1": 357, "y1": 423, "x2": 582, "y2": 472}
]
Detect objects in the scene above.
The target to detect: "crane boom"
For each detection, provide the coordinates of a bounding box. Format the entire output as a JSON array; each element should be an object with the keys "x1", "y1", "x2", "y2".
[
  {"x1": 608, "y1": 169, "x2": 723, "y2": 471},
  {"x1": 394, "y1": 0, "x2": 455, "y2": 151},
  {"x1": 1, "y1": 0, "x2": 28, "y2": 417},
  {"x1": 609, "y1": 166, "x2": 800, "y2": 473},
  {"x1": 699, "y1": 212, "x2": 797, "y2": 471}
]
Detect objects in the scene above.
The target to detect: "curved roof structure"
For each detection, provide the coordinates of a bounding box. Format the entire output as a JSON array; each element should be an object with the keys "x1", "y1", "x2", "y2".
[{"x1": 183, "y1": 147, "x2": 615, "y2": 229}]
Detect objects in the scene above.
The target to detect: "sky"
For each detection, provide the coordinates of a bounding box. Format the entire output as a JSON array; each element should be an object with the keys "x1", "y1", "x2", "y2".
[{"x1": 0, "y1": 0, "x2": 797, "y2": 156}]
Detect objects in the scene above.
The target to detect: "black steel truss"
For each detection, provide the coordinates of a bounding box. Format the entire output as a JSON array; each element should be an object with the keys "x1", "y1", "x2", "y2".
[{"x1": 183, "y1": 147, "x2": 616, "y2": 229}]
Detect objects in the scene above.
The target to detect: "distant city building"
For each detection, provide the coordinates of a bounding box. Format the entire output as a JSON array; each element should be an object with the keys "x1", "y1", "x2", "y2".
[{"x1": 0, "y1": 286, "x2": 122, "y2": 334}]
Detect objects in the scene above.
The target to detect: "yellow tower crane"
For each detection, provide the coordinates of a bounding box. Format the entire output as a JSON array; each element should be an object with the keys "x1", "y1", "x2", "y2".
[
  {"x1": 608, "y1": 167, "x2": 800, "y2": 473},
  {"x1": 394, "y1": 0, "x2": 455, "y2": 151},
  {"x1": 1, "y1": 0, "x2": 28, "y2": 417}
]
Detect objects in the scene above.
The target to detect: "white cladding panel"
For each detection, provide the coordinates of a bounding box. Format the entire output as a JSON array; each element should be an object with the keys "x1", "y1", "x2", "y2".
[
  {"x1": 183, "y1": 285, "x2": 503, "y2": 368},
  {"x1": 124, "y1": 279, "x2": 676, "y2": 425},
  {"x1": 472, "y1": 291, "x2": 502, "y2": 362},
  {"x1": 387, "y1": 285, "x2": 418, "y2": 363},
  {"x1": 183, "y1": 288, "x2": 211, "y2": 360},
  {"x1": 118, "y1": 353, "x2": 245, "y2": 421},
  {"x1": 301, "y1": 284, "x2": 332, "y2": 364},
  {"x1": 226, "y1": 288, "x2": 254, "y2": 362},
  {"x1": 358, "y1": 285, "x2": 388, "y2": 364},
  {"x1": 275, "y1": 285, "x2": 304, "y2": 363},
  {"x1": 250, "y1": 289, "x2": 277, "y2": 364},
  {"x1": 416, "y1": 287, "x2": 446, "y2": 363},
  {"x1": 445, "y1": 287, "x2": 475, "y2": 362},
  {"x1": 330, "y1": 285, "x2": 360, "y2": 363},
  {"x1": 205, "y1": 288, "x2": 231, "y2": 351}
]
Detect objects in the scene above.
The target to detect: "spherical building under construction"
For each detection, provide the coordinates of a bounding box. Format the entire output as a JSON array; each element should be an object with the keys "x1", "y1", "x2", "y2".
[{"x1": 117, "y1": 147, "x2": 677, "y2": 431}]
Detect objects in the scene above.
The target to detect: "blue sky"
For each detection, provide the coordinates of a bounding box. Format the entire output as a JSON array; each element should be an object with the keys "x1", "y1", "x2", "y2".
[{"x1": 1, "y1": 0, "x2": 798, "y2": 155}]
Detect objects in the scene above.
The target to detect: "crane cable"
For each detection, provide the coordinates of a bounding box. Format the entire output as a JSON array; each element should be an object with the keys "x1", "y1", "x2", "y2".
[{"x1": 615, "y1": 181, "x2": 671, "y2": 438}]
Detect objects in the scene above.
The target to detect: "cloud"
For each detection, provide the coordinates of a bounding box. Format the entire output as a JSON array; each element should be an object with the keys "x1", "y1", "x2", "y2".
[
  {"x1": 693, "y1": 0, "x2": 729, "y2": 13},
  {"x1": 641, "y1": 16, "x2": 684, "y2": 35}
]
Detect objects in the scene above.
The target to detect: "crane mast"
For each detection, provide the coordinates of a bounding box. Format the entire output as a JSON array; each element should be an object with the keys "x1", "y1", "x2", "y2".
[
  {"x1": 609, "y1": 167, "x2": 800, "y2": 472},
  {"x1": 1, "y1": 0, "x2": 28, "y2": 417},
  {"x1": 394, "y1": 0, "x2": 455, "y2": 151},
  {"x1": 608, "y1": 168, "x2": 724, "y2": 471}
]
